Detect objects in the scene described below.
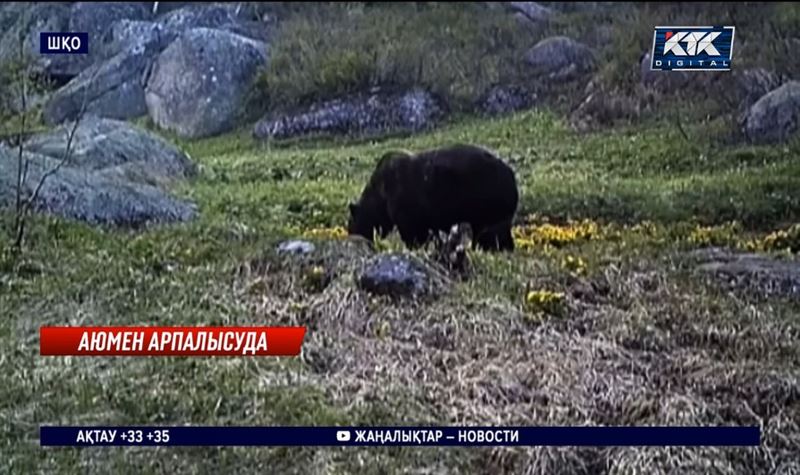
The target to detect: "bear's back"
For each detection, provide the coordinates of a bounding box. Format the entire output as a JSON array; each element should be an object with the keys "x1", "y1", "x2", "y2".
[{"x1": 414, "y1": 144, "x2": 516, "y2": 186}]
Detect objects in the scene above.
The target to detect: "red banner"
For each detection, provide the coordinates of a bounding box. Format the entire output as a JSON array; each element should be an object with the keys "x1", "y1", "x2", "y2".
[{"x1": 39, "y1": 326, "x2": 306, "y2": 356}]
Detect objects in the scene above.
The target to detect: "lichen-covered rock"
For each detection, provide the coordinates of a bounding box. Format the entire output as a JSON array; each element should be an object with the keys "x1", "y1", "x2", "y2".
[
  {"x1": 24, "y1": 115, "x2": 197, "y2": 185},
  {"x1": 253, "y1": 89, "x2": 443, "y2": 141},
  {"x1": 42, "y1": 41, "x2": 158, "y2": 125},
  {"x1": 145, "y1": 28, "x2": 269, "y2": 138},
  {"x1": 743, "y1": 81, "x2": 800, "y2": 145},
  {"x1": 358, "y1": 254, "x2": 433, "y2": 298},
  {"x1": 99, "y1": 19, "x2": 178, "y2": 59},
  {"x1": 158, "y1": 3, "x2": 249, "y2": 31},
  {"x1": 0, "y1": 145, "x2": 196, "y2": 228}
]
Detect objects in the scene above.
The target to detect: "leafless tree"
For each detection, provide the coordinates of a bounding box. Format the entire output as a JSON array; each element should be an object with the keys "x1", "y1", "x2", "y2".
[{"x1": 10, "y1": 7, "x2": 94, "y2": 253}]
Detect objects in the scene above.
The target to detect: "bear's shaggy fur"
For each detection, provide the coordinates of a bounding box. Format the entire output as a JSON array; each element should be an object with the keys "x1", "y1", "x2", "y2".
[{"x1": 347, "y1": 144, "x2": 519, "y2": 252}]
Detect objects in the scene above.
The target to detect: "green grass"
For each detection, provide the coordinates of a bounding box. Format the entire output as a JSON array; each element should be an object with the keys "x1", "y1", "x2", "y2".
[{"x1": 3, "y1": 109, "x2": 800, "y2": 473}]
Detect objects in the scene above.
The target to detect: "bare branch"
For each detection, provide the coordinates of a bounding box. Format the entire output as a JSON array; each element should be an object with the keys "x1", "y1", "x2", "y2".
[
  {"x1": 12, "y1": 7, "x2": 30, "y2": 251},
  {"x1": 23, "y1": 67, "x2": 98, "y2": 212},
  {"x1": 13, "y1": 44, "x2": 101, "y2": 249}
]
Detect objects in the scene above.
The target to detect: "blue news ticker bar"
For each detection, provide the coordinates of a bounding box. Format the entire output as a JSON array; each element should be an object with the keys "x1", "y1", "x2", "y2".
[{"x1": 40, "y1": 426, "x2": 761, "y2": 447}]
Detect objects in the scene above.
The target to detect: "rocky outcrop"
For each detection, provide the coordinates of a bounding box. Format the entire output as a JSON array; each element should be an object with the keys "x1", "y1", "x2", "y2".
[
  {"x1": 524, "y1": 36, "x2": 595, "y2": 81},
  {"x1": 0, "y1": 116, "x2": 197, "y2": 228},
  {"x1": 42, "y1": 41, "x2": 159, "y2": 126},
  {"x1": 743, "y1": 81, "x2": 800, "y2": 145},
  {"x1": 145, "y1": 28, "x2": 269, "y2": 139},
  {"x1": 38, "y1": 2, "x2": 151, "y2": 80},
  {"x1": 253, "y1": 89, "x2": 443, "y2": 141}
]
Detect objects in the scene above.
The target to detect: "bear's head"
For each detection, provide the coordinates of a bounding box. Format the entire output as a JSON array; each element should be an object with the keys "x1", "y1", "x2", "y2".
[
  {"x1": 347, "y1": 202, "x2": 369, "y2": 239},
  {"x1": 347, "y1": 201, "x2": 392, "y2": 243}
]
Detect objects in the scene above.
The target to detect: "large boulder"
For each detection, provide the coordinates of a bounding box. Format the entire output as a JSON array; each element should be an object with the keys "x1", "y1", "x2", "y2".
[
  {"x1": 0, "y1": 115, "x2": 198, "y2": 227},
  {"x1": 733, "y1": 68, "x2": 783, "y2": 114},
  {"x1": 158, "y1": 3, "x2": 249, "y2": 31},
  {"x1": 145, "y1": 28, "x2": 269, "y2": 138},
  {"x1": 38, "y1": 2, "x2": 151, "y2": 80},
  {"x1": 42, "y1": 41, "x2": 159, "y2": 125},
  {"x1": 253, "y1": 89, "x2": 443, "y2": 141},
  {"x1": 99, "y1": 19, "x2": 179, "y2": 60},
  {"x1": 0, "y1": 147, "x2": 197, "y2": 228},
  {"x1": 24, "y1": 115, "x2": 197, "y2": 186},
  {"x1": 154, "y1": 3, "x2": 270, "y2": 42},
  {"x1": 523, "y1": 36, "x2": 595, "y2": 81},
  {"x1": 743, "y1": 81, "x2": 800, "y2": 145}
]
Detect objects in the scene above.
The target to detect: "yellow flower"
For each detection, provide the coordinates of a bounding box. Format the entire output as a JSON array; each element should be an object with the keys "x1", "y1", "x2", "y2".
[
  {"x1": 562, "y1": 255, "x2": 587, "y2": 275},
  {"x1": 686, "y1": 221, "x2": 741, "y2": 247},
  {"x1": 755, "y1": 224, "x2": 800, "y2": 253},
  {"x1": 524, "y1": 289, "x2": 566, "y2": 318},
  {"x1": 512, "y1": 219, "x2": 601, "y2": 250},
  {"x1": 310, "y1": 265, "x2": 325, "y2": 276},
  {"x1": 302, "y1": 226, "x2": 348, "y2": 240}
]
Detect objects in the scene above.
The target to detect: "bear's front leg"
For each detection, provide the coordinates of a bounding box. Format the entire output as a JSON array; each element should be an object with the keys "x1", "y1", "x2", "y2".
[{"x1": 395, "y1": 220, "x2": 429, "y2": 250}]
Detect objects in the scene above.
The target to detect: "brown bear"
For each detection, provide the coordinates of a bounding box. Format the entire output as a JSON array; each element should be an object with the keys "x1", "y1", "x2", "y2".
[{"x1": 347, "y1": 143, "x2": 519, "y2": 252}]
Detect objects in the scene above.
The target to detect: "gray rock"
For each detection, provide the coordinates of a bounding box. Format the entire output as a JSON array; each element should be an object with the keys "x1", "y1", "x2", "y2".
[
  {"x1": 100, "y1": 13, "x2": 271, "y2": 58},
  {"x1": 0, "y1": 3, "x2": 32, "y2": 33},
  {"x1": 42, "y1": 41, "x2": 158, "y2": 126},
  {"x1": 99, "y1": 19, "x2": 178, "y2": 59},
  {"x1": 692, "y1": 248, "x2": 800, "y2": 299},
  {"x1": 145, "y1": 27, "x2": 269, "y2": 138},
  {"x1": 0, "y1": 145, "x2": 196, "y2": 228},
  {"x1": 508, "y1": 2, "x2": 553, "y2": 22},
  {"x1": 358, "y1": 253, "x2": 432, "y2": 298},
  {"x1": 743, "y1": 81, "x2": 800, "y2": 145},
  {"x1": 253, "y1": 89, "x2": 442, "y2": 141},
  {"x1": 276, "y1": 240, "x2": 316, "y2": 256},
  {"x1": 480, "y1": 85, "x2": 537, "y2": 116},
  {"x1": 38, "y1": 2, "x2": 151, "y2": 80},
  {"x1": 24, "y1": 115, "x2": 197, "y2": 186},
  {"x1": 158, "y1": 3, "x2": 248, "y2": 31},
  {"x1": 524, "y1": 36, "x2": 595, "y2": 81},
  {"x1": 0, "y1": 3, "x2": 70, "y2": 71},
  {"x1": 734, "y1": 68, "x2": 783, "y2": 114}
]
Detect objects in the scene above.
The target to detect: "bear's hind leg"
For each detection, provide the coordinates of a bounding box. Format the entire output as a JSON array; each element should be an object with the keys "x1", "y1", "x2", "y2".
[
  {"x1": 474, "y1": 219, "x2": 515, "y2": 252},
  {"x1": 496, "y1": 221, "x2": 515, "y2": 252}
]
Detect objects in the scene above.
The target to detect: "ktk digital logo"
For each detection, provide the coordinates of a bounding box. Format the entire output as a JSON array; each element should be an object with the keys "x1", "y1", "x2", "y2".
[{"x1": 650, "y1": 26, "x2": 735, "y2": 71}]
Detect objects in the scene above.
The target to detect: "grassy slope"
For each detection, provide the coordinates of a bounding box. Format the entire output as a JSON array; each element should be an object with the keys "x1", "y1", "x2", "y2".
[{"x1": 2, "y1": 109, "x2": 800, "y2": 473}]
